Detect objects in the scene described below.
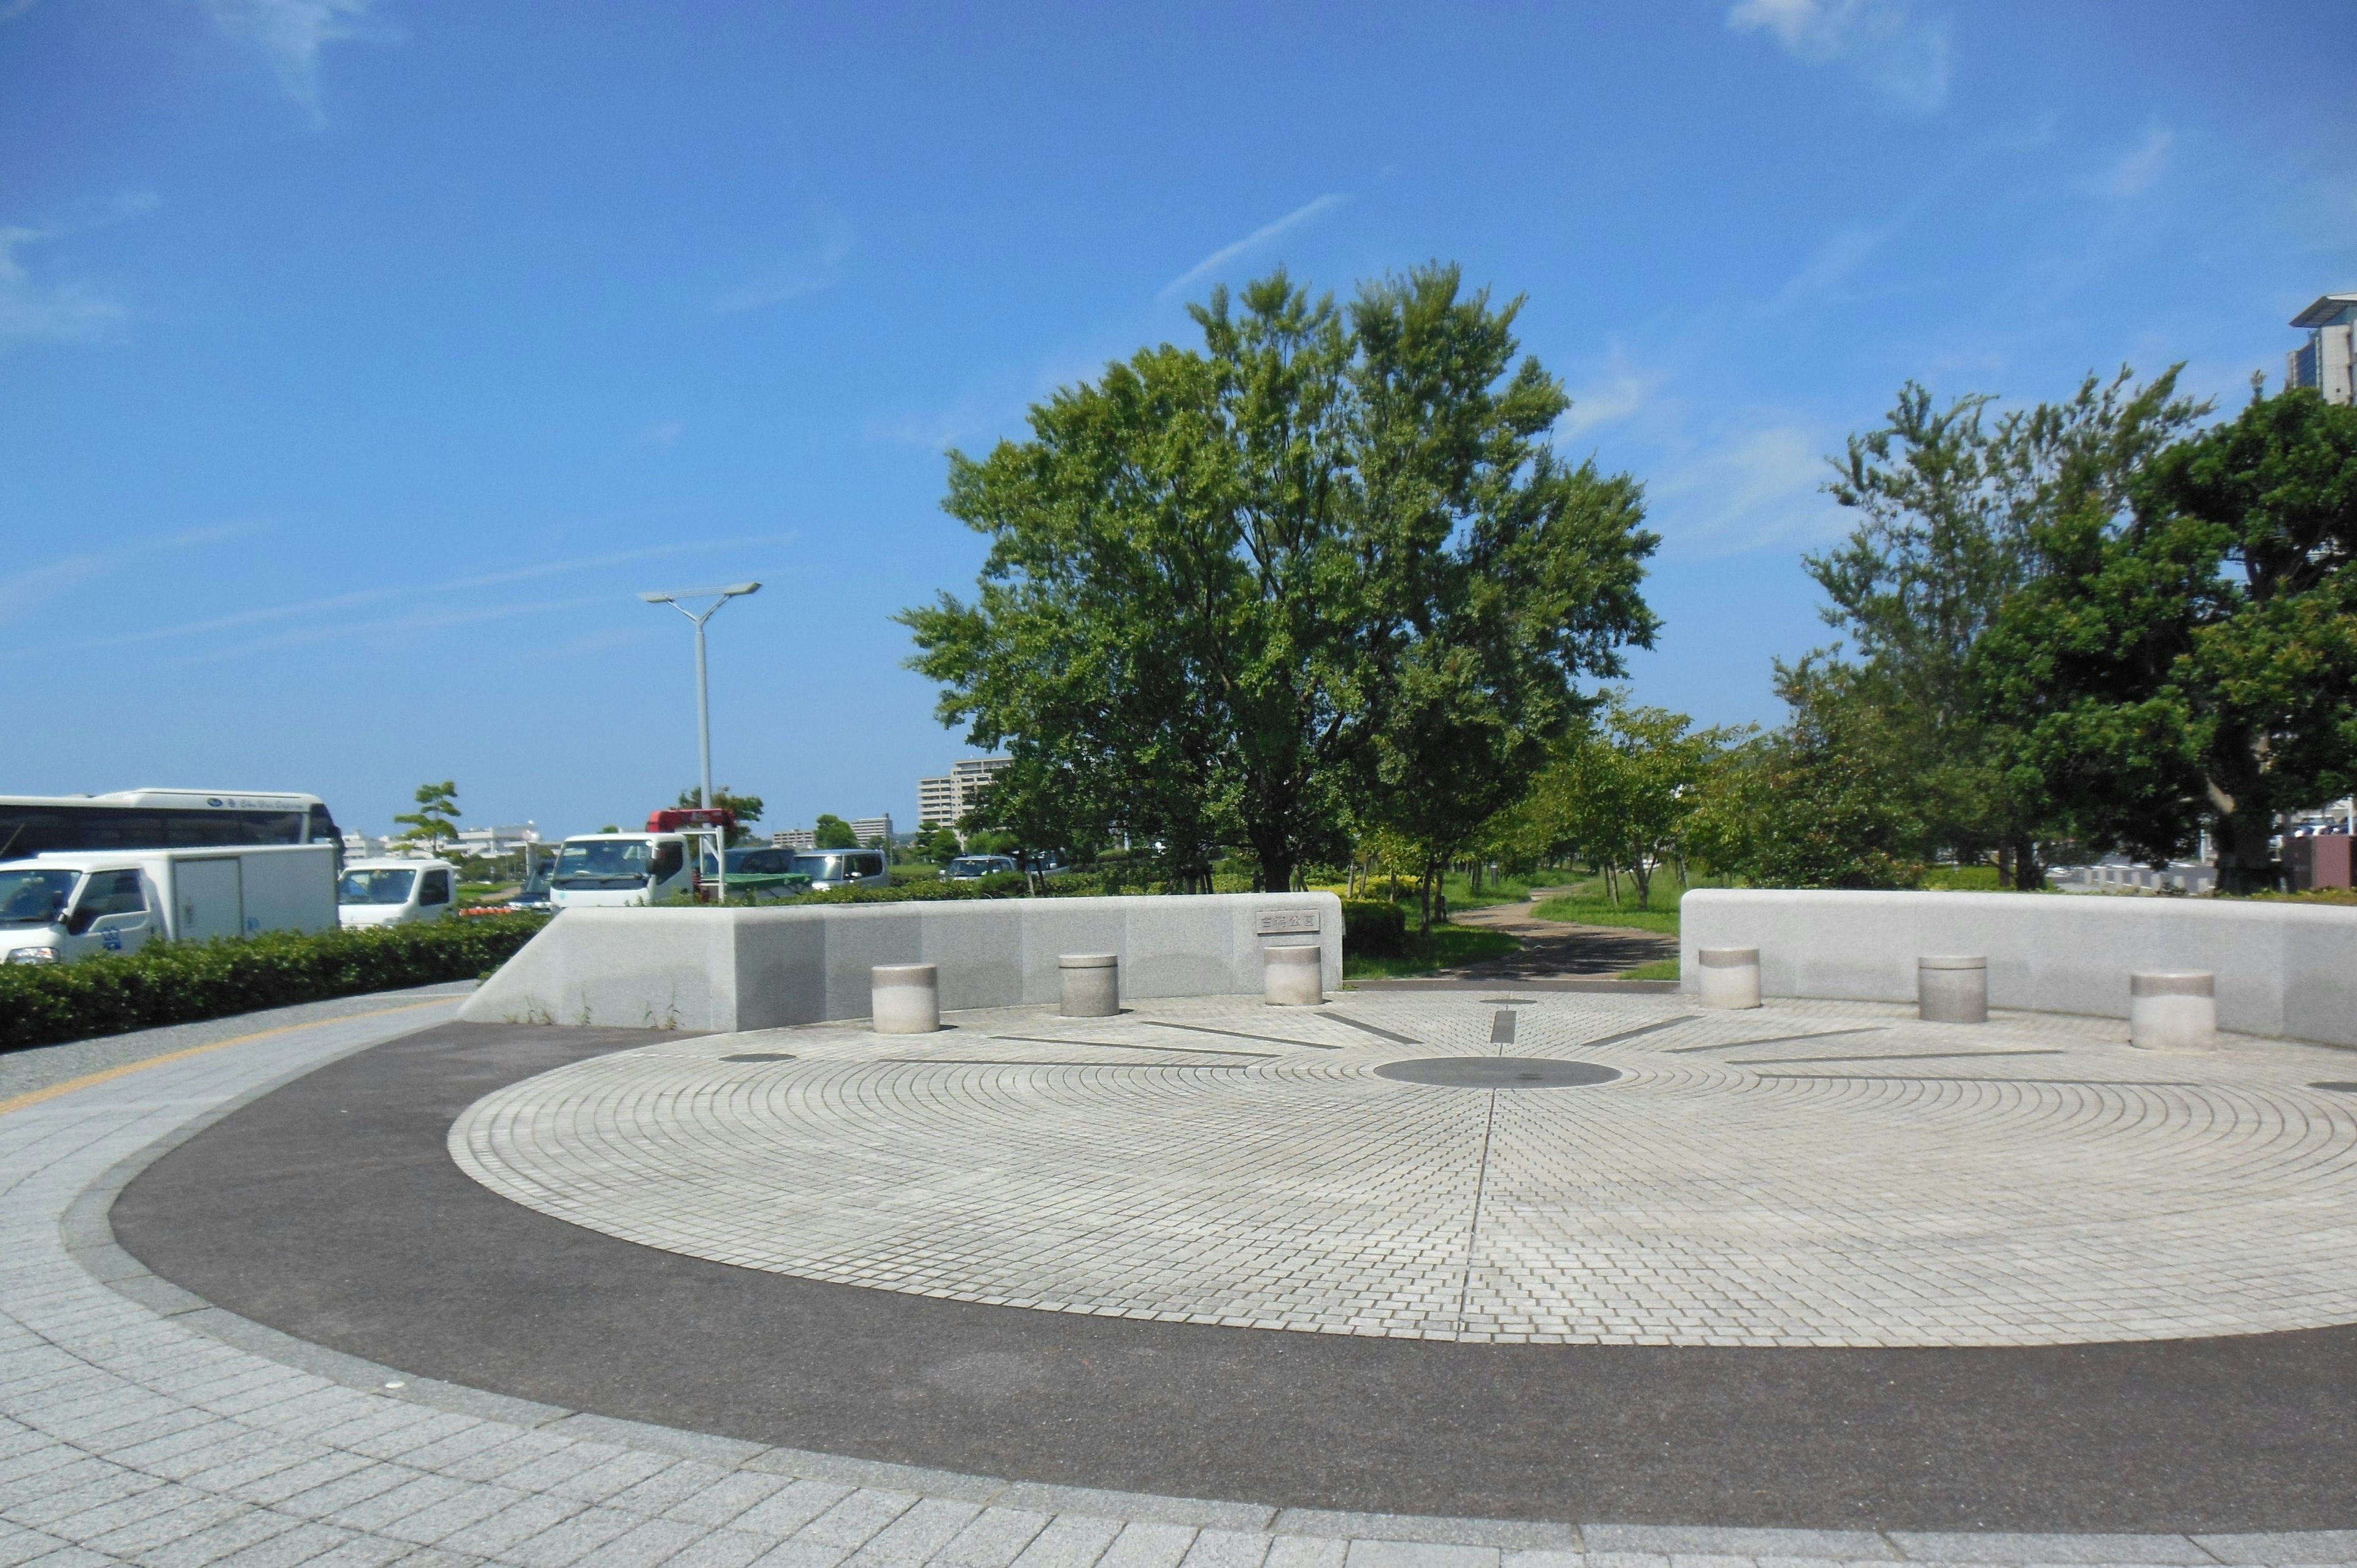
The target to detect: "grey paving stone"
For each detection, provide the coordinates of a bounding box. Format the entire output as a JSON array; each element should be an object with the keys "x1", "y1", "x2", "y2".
[
  {"x1": 1097, "y1": 1524, "x2": 1201, "y2": 1568},
  {"x1": 1342, "y1": 1545, "x2": 1502, "y2": 1568},
  {"x1": 430, "y1": 1494, "x2": 590, "y2": 1559},
  {"x1": 1177, "y1": 1531, "x2": 1272, "y2": 1568},
  {"x1": 566, "y1": 1515, "x2": 713, "y2": 1568},
  {"x1": 1263, "y1": 1541, "x2": 1347, "y2": 1568},
  {"x1": 209, "y1": 1522, "x2": 362, "y2": 1568},
  {"x1": 129, "y1": 1508, "x2": 301, "y2": 1568},
  {"x1": 794, "y1": 1491, "x2": 921, "y2": 1553},
  {"x1": 606, "y1": 1462, "x2": 735, "y2": 1518},
  {"x1": 1585, "y1": 1532, "x2": 1889, "y2": 1561},
  {"x1": 659, "y1": 1531, "x2": 775, "y2": 1568},
  {"x1": 1885, "y1": 1537, "x2": 2213, "y2": 1565},
  {"x1": 994, "y1": 1491, "x2": 1269, "y2": 1534},
  {"x1": 226, "y1": 1454, "x2": 379, "y2": 1508},
  {"x1": 928, "y1": 1508, "x2": 1053, "y2": 1568},
  {"x1": 1277, "y1": 1518, "x2": 1577, "y2": 1551},
  {"x1": 14, "y1": 1542, "x2": 120, "y2": 1568},
  {"x1": 1496, "y1": 1552, "x2": 1583, "y2": 1568},
  {"x1": 660, "y1": 1474, "x2": 795, "y2": 1532},
  {"x1": 0, "y1": 1529, "x2": 71, "y2": 1568},
  {"x1": 727, "y1": 1484, "x2": 858, "y2": 1542},
  {"x1": 79, "y1": 1496, "x2": 251, "y2": 1558},
  {"x1": 842, "y1": 1499, "x2": 983, "y2": 1567},
  {"x1": 40, "y1": 1481, "x2": 191, "y2": 1543},
  {"x1": 374, "y1": 1486, "x2": 530, "y2": 1547},
  {"x1": 1005, "y1": 1515, "x2": 1124, "y2": 1568},
  {"x1": 741, "y1": 1542, "x2": 851, "y2": 1568},
  {"x1": 2192, "y1": 1537, "x2": 2357, "y2": 1566},
  {"x1": 501, "y1": 1508, "x2": 649, "y2": 1568}
]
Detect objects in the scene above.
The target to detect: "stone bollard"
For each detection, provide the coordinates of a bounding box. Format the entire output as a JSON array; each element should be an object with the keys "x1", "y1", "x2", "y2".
[
  {"x1": 1059, "y1": 952, "x2": 1120, "y2": 1018},
  {"x1": 871, "y1": 964, "x2": 940, "y2": 1035},
  {"x1": 1918, "y1": 955, "x2": 1988, "y2": 1024},
  {"x1": 1695, "y1": 947, "x2": 1762, "y2": 1010},
  {"x1": 2131, "y1": 971, "x2": 2216, "y2": 1051},
  {"x1": 1264, "y1": 943, "x2": 1324, "y2": 1006}
]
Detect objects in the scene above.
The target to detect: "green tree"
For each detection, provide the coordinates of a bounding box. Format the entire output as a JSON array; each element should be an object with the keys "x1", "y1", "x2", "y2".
[
  {"x1": 1685, "y1": 658, "x2": 1929, "y2": 889},
  {"x1": 902, "y1": 265, "x2": 1657, "y2": 897},
  {"x1": 811, "y1": 813, "x2": 859, "y2": 850},
  {"x1": 911, "y1": 824, "x2": 962, "y2": 862},
  {"x1": 675, "y1": 786, "x2": 765, "y2": 846},
  {"x1": 1519, "y1": 700, "x2": 1743, "y2": 909},
  {"x1": 1979, "y1": 388, "x2": 2357, "y2": 892},
  {"x1": 392, "y1": 781, "x2": 461, "y2": 850}
]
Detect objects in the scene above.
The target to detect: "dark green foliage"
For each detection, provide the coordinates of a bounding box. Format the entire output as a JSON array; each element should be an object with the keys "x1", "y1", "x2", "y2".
[
  {"x1": 1340, "y1": 899, "x2": 1406, "y2": 957},
  {"x1": 811, "y1": 814, "x2": 861, "y2": 849},
  {"x1": 675, "y1": 786, "x2": 766, "y2": 844},
  {"x1": 0, "y1": 916, "x2": 549, "y2": 1052},
  {"x1": 1979, "y1": 388, "x2": 2357, "y2": 891}
]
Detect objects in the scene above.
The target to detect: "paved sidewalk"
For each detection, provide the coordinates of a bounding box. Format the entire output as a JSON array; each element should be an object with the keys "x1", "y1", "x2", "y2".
[
  {"x1": 1439, "y1": 903, "x2": 1674, "y2": 978},
  {"x1": 5, "y1": 1004, "x2": 2356, "y2": 1568}
]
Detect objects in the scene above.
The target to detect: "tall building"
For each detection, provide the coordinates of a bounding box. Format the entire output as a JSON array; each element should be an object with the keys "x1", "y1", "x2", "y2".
[
  {"x1": 2288, "y1": 293, "x2": 2356, "y2": 404},
  {"x1": 917, "y1": 757, "x2": 1011, "y2": 830},
  {"x1": 770, "y1": 815, "x2": 892, "y2": 851}
]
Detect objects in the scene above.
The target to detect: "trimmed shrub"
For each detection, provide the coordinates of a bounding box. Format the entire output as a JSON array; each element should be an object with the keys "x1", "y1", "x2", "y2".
[
  {"x1": 1342, "y1": 899, "x2": 1407, "y2": 957},
  {"x1": 0, "y1": 915, "x2": 549, "y2": 1053}
]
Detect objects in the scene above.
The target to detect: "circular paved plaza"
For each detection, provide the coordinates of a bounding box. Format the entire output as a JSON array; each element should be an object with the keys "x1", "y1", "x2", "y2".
[{"x1": 452, "y1": 991, "x2": 2357, "y2": 1349}]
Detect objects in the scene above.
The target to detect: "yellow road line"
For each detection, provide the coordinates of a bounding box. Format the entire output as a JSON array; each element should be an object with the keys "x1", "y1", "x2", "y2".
[{"x1": 0, "y1": 997, "x2": 462, "y2": 1118}]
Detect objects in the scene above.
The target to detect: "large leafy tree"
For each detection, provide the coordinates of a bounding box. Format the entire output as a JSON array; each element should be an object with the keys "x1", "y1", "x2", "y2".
[
  {"x1": 902, "y1": 266, "x2": 1657, "y2": 894},
  {"x1": 1512, "y1": 698, "x2": 1742, "y2": 911},
  {"x1": 1979, "y1": 388, "x2": 2357, "y2": 891},
  {"x1": 392, "y1": 781, "x2": 461, "y2": 849},
  {"x1": 1799, "y1": 368, "x2": 2205, "y2": 886},
  {"x1": 675, "y1": 785, "x2": 765, "y2": 845}
]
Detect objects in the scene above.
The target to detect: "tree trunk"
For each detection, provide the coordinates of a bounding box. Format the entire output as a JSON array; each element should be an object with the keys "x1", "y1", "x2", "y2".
[
  {"x1": 2214, "y1": 807, "x2": 2281, "y2": 895},
  {"x1": 1631, "y1": 855, "x2": 1653, "y2": 910},
  {"x1": 2006, "y1": 834, "x2": 2043, "y2": 890},
  {"x1": 1417, "y1": 859, "x2": 1436, "y2": 935}
]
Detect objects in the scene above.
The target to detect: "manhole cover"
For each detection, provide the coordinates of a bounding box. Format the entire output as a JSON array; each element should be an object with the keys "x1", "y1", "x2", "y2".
[
  {"x1": 721, "y1": 1052, "x2": 797, "y2": 1063},
  {"x1": 1375, "y1": 1056, "x2": 1621, "y2": 1089},
  {"x1": 2313, "y1": 1081, "x2": 2357, "y2": 1094}
]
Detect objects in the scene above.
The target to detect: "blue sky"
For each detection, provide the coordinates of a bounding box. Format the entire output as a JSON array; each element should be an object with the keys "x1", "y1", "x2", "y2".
[{"x1": 4, "y1": 0, "x2": 2352, "y2": 841}]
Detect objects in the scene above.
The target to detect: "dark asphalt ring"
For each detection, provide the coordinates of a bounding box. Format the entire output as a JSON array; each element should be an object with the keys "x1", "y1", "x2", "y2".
[{"x1": 111, "y1": 1021, "x2": 2357, "y2": 1534}]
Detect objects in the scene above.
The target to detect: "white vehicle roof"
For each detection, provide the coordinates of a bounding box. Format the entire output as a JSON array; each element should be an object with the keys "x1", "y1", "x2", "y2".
[
  {"x1": 343, "y1": 857, "x2": 457, "y2": 872},
  {"x1": 0, "y1": 789, "x2": 325, "y2": 810}
]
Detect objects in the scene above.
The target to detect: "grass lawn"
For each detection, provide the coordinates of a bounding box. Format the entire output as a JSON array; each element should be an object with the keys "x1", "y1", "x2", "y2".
[
  {"x1": 1325, "y1": 868, "x2": 1555, "y2": 911},
  {"x1": 1342, "y1": 924, "x2": 1522, "y2": 979},
  {"x1": 1528, "y1": 868, "x2": 1713, "y2": 936}
]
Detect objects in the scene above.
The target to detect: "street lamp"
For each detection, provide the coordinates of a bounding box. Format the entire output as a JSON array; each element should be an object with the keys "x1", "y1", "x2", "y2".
[{"x1": 640, "y1": 582, "x2": 761, "y2": 901}]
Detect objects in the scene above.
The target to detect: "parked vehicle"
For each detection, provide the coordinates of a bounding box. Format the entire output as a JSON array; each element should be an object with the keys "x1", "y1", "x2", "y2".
[
  {"x1": 697, "y1": 847, "x2": 815, "y2": 901},
  {"x1": 943, "y1": 854, "x2": 1020, "y2": 881},
  {"x1": 0, "y1": 843, "x2": 338, "y2": 965},
  {"x1": 501, "y1": 853, "x2": 557, "y2": 913},
  {"x1": 337, "y1": 858, "x2": 459, "y2": 928},
  {"x1": 0, "y1": 789, "x2": 343, "y2": 863},
  {"x1": 788, "y1": 848, "x2": 890, "y2": 891},
  {"x1": 548, "y1": 833, "x2": 695, "y2": 908}
]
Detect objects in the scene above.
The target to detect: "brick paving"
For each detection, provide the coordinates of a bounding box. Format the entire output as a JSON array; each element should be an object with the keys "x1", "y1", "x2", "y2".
[
  {"x1": 7, "y1": 997, "x2": 2357, "y2": 1566},
  {"x1": 452, "y1": 993, "x2": 2357, "y2": 1348}
]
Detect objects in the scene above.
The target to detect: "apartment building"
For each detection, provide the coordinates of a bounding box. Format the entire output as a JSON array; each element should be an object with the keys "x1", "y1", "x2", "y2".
[
  {"x1": 917, "y1": 757, "x2": 1012, "y2": 830},
  {"x1": 2288, "y1": 293, "x2": 2356, "y2": 404}
]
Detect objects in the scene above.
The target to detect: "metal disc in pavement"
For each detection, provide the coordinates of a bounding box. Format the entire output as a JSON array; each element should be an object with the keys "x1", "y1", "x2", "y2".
[{"x1": 1374, "y1": 1056, "x2": 1622, "y2": 1089}]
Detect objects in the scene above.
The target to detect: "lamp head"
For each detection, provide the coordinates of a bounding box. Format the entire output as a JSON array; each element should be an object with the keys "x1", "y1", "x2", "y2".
[{"x1": 637, "y1": 591, "x2": 674, "y2": 604}]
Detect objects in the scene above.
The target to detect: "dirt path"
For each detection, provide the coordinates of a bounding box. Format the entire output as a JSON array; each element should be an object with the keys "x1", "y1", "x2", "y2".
[{"x1": 1439, "y1": 896, "x2": 1677, "y2": 979}]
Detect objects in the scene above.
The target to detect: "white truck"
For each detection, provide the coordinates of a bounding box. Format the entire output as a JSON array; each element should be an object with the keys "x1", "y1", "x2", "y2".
[
  {"x1": 546, "y1": 832, "x2": 696, "y2": 909},
  {"x1": 336, "y1": 857, "x2": 459, "y2": 929},
  {"x1": 0, "y1": 843, "x2": 338, "y2": 965}
]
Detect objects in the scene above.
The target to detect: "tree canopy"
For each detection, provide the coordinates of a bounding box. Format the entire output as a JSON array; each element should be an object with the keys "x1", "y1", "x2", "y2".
[
  {"x1": 392, "y1": 781, "x2": 460, "y2": 848},
  {"x1": 902, "y1": 265, "x2": 1658, "y2": 891}
]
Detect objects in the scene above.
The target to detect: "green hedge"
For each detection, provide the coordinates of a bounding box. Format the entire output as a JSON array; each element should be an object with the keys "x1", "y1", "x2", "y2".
[
  {"x1": 1341, "y1": 899, "x2": 1407, "y2": 957},
  {"x1": 0, "y1": 914, "x2": 549, "y2": 1053}
]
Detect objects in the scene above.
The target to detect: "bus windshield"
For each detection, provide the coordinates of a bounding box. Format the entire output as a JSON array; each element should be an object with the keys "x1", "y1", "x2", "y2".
[
  {"x1": 0, "y1": 868, "x2": 77, "y2": 925},
  {"x1": 554, "y1": 840, "x2": 652, "y2": 889},
  {"x1": 339, "y1": 869, "x2": 416, "y2": 906}
]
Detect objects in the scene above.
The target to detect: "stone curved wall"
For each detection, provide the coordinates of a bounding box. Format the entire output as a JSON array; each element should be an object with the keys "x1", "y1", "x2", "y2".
[{"x1": 1681, "y1": 889, "x2": 2357, "y2": 1046}]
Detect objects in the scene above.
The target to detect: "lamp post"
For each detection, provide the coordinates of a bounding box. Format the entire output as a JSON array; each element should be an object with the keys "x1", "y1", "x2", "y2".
[{"x1": 639, "y1": 582, "x2": 761, "y2": 902}]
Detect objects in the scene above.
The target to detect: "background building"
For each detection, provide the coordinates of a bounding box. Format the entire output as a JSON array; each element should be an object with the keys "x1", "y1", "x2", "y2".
[
  {"x1": 770, "y1": 815, "x2": 893, "y2": 851},
  {"x1": 917, "y1": 757, "x2": 1012, "y2": 832},
  {"x1": 2288, "y1": 293, "x2": 2356, "y2": 404}
]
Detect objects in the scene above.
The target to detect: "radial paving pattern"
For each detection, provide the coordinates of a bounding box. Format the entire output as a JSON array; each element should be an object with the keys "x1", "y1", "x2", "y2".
[{"x1": 451, "y1": 992, "x2": 2357, "y2": 1347}]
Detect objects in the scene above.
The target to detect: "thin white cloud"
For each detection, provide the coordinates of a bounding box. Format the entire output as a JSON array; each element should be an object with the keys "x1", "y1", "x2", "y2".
[
  {"x1": 635, "y1": 420, "x2": 685, "y2": 448},
  {"x1": 185, "y1": 593, "x2": 619, "y2": 663},
  {"x1": 204, "y1": 0, "x2": 387, "y2": 120},
  {"x1": 0, "y1": 227, "x2": 125, "y2": 348},
  {"x1": 1647, "y1": 423, "x2": 1835, "y2": 556},
  {"x1": 1727, "y1": 0, "x2": 1951, "y2": 115},
  {"x1": 2095, "y1": 125, "x2": 2174, "y2": 199},
  {"x1": 52, "y1": 533, "x2": 790, "y2": 654},
  {"x1": 1159, "y1": 193, "x2": 1349, "y2": 301},
  {"x1": 1558, "y1": 349, "x2": 1663, "y2": 439},
  {"x1": 714, "y1": 222, "x2": 856, "y2": 314},
  {"x1": 0, "y1": 523, "x2": 257, "y2": 628}
]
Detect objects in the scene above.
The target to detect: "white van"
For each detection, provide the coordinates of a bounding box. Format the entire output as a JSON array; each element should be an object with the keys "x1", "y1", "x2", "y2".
[
  {"x1": 336, "y1": 858, "x2": 459, "y2": 928},
  {"x1": 548, "y1": 833, "x2": 695, "y2": 908},
  {"x1": 789, "y1": 848, "x2": 891, "y2": 892},
  {"x1": 0, "y1": 844, "x2": 338, "y2": 965}
]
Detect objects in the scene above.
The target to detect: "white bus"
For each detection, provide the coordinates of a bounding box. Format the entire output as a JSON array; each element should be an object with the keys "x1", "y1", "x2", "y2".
[{"x1": 0, "y1": 790, "x2": 344, "y2": 863}]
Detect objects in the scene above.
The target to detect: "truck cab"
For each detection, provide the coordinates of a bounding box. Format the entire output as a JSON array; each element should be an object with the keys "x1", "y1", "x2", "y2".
[
  {"x1": 547, "y1": 833, "x2": 695, "y2": 908},
  {"x1": 0, "y1": 861, "x2": 155, "y2": 965},
  {"x1": 336, "y1": 858, "x2": 459, "y2": 928}
]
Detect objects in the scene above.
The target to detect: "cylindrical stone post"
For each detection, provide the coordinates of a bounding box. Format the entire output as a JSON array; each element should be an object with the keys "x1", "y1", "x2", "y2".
[
  {"x1": 1918, "y1": 955, "x2": 1988, "y2": 1024},
  {"x1": 1059, "y1": 952, "x2": 1120, "y2": 1018},
  {"x1": 871, "y1": 964, "x2": 940, "y2": 1035},
  {"x1": 2131, "y1": 971, "x2": 2216, "y2": 1051},
  {"x1": 1695, "y1": 947, "x2": 1761, "y2": 1010},
  {"x1": 1264, "y1": 943, "x2": 1323, "y2": 1006}
]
